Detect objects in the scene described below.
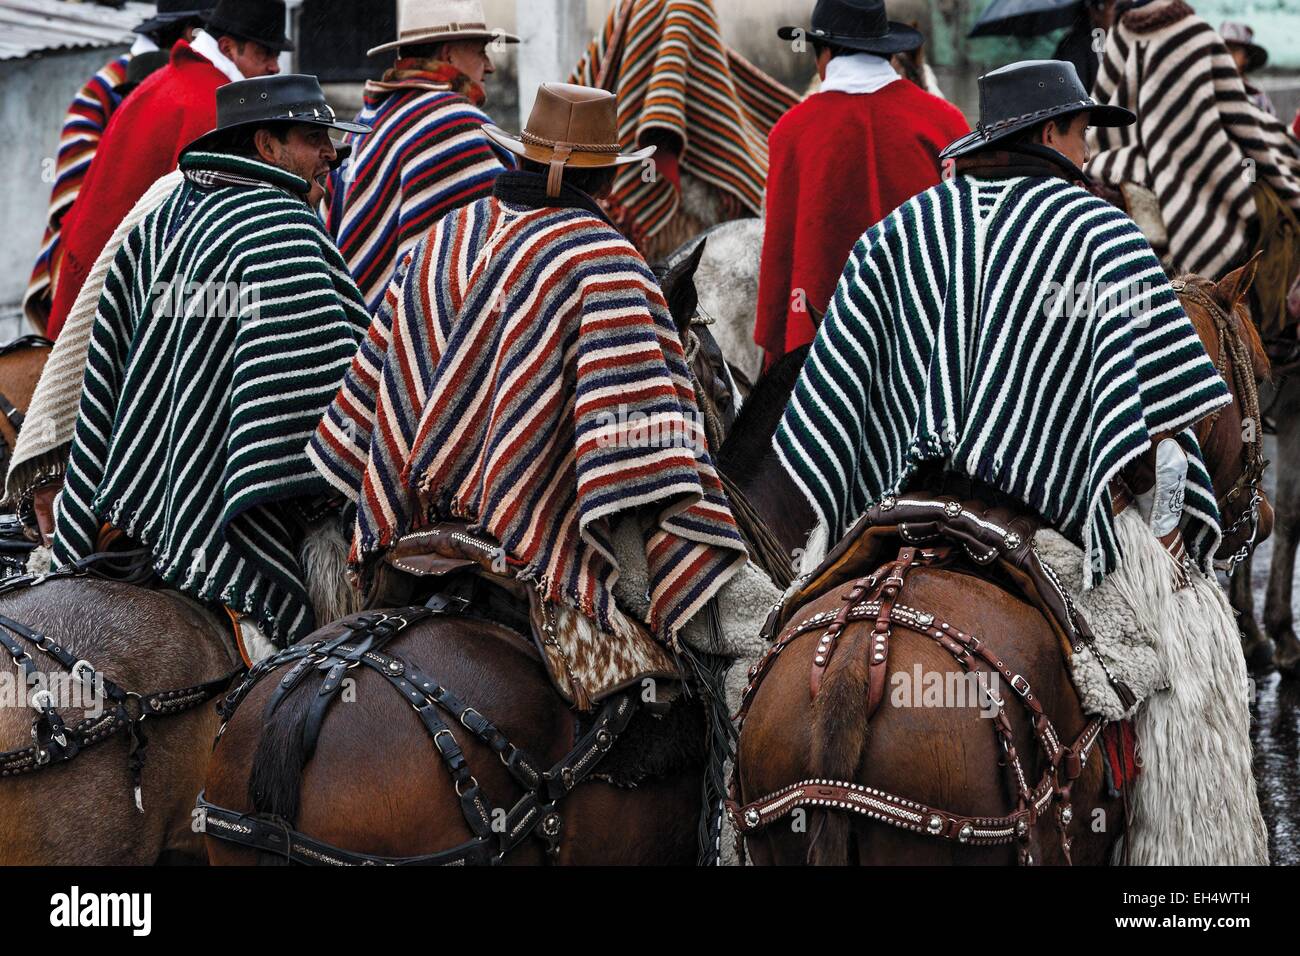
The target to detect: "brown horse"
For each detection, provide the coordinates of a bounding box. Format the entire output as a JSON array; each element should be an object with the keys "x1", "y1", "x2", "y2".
[
  {"x1": 0, "y1": 577, "x2": 239, "y2": 864},
  {"x1": 732, "y1": 263, "x2": 1273, "y2": 865},
  {"x1": 201, "y1": 242, "x2": 743, "y2": 867},
  {"x1": 0, "y1": 335, "x2": 52, "y2": 489}
]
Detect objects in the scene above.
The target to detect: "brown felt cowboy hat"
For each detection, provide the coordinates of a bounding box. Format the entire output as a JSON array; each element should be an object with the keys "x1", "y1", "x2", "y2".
[
  {"x1": 367, "y1": 0, "x2": 518, "y2": 56},
  {"x1": 482, "y1": 83, "x2": 656, "y2": 198}
]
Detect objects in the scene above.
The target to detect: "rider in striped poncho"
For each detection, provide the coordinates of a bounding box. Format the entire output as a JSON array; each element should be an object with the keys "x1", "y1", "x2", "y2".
[
  {"x1": 327, "y1": 8, "x2": 518, "y2": 313},
  {"x1": 310, "y1": 84, "x2": 748, "y2": 706},
  {"x1": 52, "y1": 77, "x2": 370, "y2": 647}
]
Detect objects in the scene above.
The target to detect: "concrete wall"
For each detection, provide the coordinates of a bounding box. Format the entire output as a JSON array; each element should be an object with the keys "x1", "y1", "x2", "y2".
[{"x1": 0, "y1": 45, "x2": 129, "y2": 322}]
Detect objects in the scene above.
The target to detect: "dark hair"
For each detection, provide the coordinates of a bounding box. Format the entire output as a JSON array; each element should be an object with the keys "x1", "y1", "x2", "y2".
[
  {"x1": 396, "y1": 41, "x2": 453, "y2": 61},
  {"x1": 146, "y1": 16, "x2": 203, "y2": 50},
  {"x1": 206, "y1": 28, "x2": 268, "y2": 54},
  {"x1": 811, "y1": 40, "x2": 856, "y2": 59},
  {"x1": 1014, "y1": 115, "x2": 1074, "y2": 147},
  {"x1": 212, "y1": 121, "x2": 293, "y2": 158},
  {"x1": 520, "y1": 159, "x2": 618, "y2": 199}
]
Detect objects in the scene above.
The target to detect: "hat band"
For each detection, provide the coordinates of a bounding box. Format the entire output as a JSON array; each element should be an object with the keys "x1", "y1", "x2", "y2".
[
  {"x1": 978, "y1": 99, "x2": 1093, "y2": 138},
  {"x1": 400, "y1": 21, "x2": 489, "y2": 38},
  {"x1": 521, "y1": 129, "x2": 622, "y2": 154}
]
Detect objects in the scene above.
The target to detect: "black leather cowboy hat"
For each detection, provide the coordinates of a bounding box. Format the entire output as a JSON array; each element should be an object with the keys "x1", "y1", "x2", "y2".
[
  {"x1": 135, "y1": 0, "x2": 214, "y2": 37},
  {"x1": 203, "y1": 0, "x2": 293, "y2": 52},
  {"x1": 940, "y1": 59, "x2": 1135, "y2": 161},
  {"x1": 778, "y1": 0, "x2": 922, "y2": 56},
  {"x1": 182, "y1": 74, "x2": 370, "y2": 156}
]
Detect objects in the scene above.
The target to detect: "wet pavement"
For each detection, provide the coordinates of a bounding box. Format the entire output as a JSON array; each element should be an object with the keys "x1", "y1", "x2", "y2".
[{"x1": 1240, "y1": 435, "x2": 1298, "y2": 865}]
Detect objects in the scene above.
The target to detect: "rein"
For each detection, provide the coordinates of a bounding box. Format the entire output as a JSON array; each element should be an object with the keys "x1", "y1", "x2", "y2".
[
  {"x1": 0, "y1": 552, "x2": 243, "y2": 810},
  {"x1": 1175, "y1": 281, "x2": 1268, "y2": 575},
  {"x1": 200, "y1": 599, "x2": 641, "y2": 866}
]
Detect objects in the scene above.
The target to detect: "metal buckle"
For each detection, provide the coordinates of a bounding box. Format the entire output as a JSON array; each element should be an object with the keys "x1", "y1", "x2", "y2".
[
  {"x1": 1011, "y1": 674, "x2": 1032, "y2": 697},
  {"x1": 460, "y1": 707, "x2": 485, "y2": 731}
]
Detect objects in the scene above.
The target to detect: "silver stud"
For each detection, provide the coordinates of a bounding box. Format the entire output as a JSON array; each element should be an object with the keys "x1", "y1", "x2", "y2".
[
  {"x1": 1060, "y1": 806, "x2": 1073, "y2": 826},
  {"x1": 927, "y1": 815, "x2": 943, "y2": 834},
  {"x1": 958, "y1": 823, "x2": 974, "y2": 843},
  {"x1": 872, "y1": 653, "x2": 886, "y2": 663},
  {"x1": 945, "y1": 501, "x2": 962, "y2": 517},
  {"x1": 814, "y1": 656, "x2": 826, "y2": 665},
  {"x1": 879, "y1": 495, "x2": 896, "y2": 512},
  {"x1": 916, "y1": 612, "x2": 934, "y2": 626},
  {"x1": 1016, "y1": 819, "x2": 1029, "y2": 838}
]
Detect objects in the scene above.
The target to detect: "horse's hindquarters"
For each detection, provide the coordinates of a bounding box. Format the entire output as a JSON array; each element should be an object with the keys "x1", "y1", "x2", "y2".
[{"x1": 737, "y1": 568, "x2": 1115, "y2": 866}]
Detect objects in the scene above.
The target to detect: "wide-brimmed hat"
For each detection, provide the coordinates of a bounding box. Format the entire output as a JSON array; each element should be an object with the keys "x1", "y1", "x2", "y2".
[
  {"x1": 778, "y1": 0, "x2": 922, "y2": 56},
  {"x1": 135, "y1": 0, "x2": 213, "y2": 37},
  {"x1": 367, "y1": 0, "x2": 519, "y2": 57},
  {"x1": 940, "y1": 59, "x2": 1135, "y2": 160},
  {"x1": 1221, "y1": 21, "x2": 1268, "y2": 73},
  {"x1": 483, "y1": 83, "x2": 655, "y2": 198},
  {"x1": 182, "y1": 74, "x2": 370, "y2": 156},
  {"x1": 204, "y1": 0, "x2": 293, "y2": 53}
]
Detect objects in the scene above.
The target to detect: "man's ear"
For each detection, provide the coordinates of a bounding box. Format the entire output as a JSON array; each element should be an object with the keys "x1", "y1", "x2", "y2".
[{"x1": 253, "y1": 128, "x2": 279, "y2": 164}]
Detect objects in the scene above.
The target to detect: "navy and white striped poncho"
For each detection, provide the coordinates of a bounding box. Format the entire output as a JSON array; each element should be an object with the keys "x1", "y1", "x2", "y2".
[{"x1": 775, "y1": 174, "x2": 1231, "y2": 588}]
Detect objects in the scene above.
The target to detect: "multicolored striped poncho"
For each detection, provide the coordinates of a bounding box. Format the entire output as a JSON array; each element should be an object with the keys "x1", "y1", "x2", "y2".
[
  {"x1": 327, "y1": 71, "x2": 513, "y2": 313},
  {"x1": 310, "y1": 171, "x2": 748, "y2": 640},
  {"x1": 24, "y1": 53, "x2": 131, "y2": 332},
  {"x1": 570, "y1": 0, "x2": 798, "y2": 248},
  {"x1": 52, "y1": 152, "x2": 368, "y2": 645},
  {"x1": 775, "y1": 173, "x2": 1231, "y2": 588}
]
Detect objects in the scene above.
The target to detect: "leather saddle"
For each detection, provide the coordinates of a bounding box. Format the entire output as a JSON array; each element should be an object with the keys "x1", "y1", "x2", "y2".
[
  {"x1": 371, "y1": 521, "x2": 682, "y2": 709},
  {"x1": 766, "y1": 489, "x2": 1136, "y2": 710}
]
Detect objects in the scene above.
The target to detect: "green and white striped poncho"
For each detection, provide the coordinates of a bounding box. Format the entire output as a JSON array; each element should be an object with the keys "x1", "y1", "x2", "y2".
[
  {"x1": 52, "y1": 151, "x2": 368, "y2": 644},
  {"x1": 775, "y1": 174, "x2": 1231, "y2": 588}
]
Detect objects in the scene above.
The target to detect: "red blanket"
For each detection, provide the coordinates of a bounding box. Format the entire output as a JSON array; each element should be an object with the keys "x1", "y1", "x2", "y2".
[
  {"x1": 755, "y1": 82, "x2": 968, "y2": 364},
  {"x1": 47, "y1": 40, "x2": 228, "y2": 339}
]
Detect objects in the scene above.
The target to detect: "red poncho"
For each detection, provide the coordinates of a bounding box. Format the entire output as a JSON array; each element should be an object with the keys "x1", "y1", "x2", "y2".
[
  {"x1": 46, "y1": 40, "x2": 228, "y2": 339},
  {"x1": 755, "y1": 82, "x2": 969, "y2": 364}
]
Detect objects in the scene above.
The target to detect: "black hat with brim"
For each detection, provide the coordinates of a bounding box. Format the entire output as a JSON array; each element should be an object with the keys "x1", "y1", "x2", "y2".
[
  {"x1": 182, "y1": 73, "x2": 370, "y2": 156},
  {"x1": 204, "y1": 0, "x2": 294, "y2": 52},
  {"x1": 1225, "y1": 40, "x2": 1268, "y2": 73},
  {"x1": 940, "y1": 59, "x2": 1135, "y2": 161},
  {"x1": 778, "y1": 0, "x2": 923, "y2": 56},
  {"x1": 135, "y1": 9, "x2": 212, "y2": 36}
]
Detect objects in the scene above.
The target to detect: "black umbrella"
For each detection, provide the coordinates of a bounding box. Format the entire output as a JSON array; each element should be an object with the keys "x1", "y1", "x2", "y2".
[{"x1": 969, "y1": 0, "x2": 1083, "y2": 38}]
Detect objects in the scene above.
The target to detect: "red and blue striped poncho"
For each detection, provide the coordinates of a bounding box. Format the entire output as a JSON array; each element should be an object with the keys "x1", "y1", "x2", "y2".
[
  {"x1": 24, "y1": 53, "x2": 130, "y2": 331},
  {"x1": 310, "y1": 172, "x2": 748, "y2": 642},
  {"x1": 326, "y1": 74, "x2": 514, "y2": 313}
]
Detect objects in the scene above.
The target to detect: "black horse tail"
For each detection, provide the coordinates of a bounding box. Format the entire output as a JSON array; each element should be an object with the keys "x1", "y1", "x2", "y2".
[{"x1": 246, "y1": 674, "x2": 316, "y2": 865}]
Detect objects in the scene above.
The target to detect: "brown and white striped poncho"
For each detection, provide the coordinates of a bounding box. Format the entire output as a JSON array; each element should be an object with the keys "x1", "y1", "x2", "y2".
[
  {"x1": 570, "y1": 0, "x2": 798, "y2": 251},
  {"x1": 1086, "y1": 0, "x2": 1300, "y2": 281}
]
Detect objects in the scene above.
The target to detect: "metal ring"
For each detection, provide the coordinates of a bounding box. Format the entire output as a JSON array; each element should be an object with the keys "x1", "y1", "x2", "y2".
[{"x1": 454, "y1": 774, "x2": 479, "y2": 798}]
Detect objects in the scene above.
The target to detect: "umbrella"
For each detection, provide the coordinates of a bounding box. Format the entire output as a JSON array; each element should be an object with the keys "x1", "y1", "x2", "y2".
[{"x1": 968, "y1": 0, "x2": 1083, "y2": 38}]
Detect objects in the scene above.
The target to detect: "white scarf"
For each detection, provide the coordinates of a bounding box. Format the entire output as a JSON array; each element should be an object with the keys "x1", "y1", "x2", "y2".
[
  {"x1": 819, "y1": 52, "x2": 898, "y2": 95},
  {"x1": 190, "y1": 29, "x2": 245, "y2": 83}
]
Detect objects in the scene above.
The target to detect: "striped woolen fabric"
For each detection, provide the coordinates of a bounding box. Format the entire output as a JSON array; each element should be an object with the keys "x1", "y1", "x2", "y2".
[
  {"x1": 309, "y1": 180, "x2": 748, "y2": 640},
  {"x1": 570, "y1": 0, "x2": 798, "y2": 246},
  {"x1": 326, "y1": 83, "x2": 512, "y2": 312},
  {"x1": 52, "y1": 152, "x2": 368, "y2": 645},
  {"x1": 774, "y1": 175, "x2": 1231, "y2": 589},
  {"x1": 24, "y1": 54, "x2": 131, "y2": 330},
  {"x1": 1086, "y1": 0, "x2": 1300, "y2": 278}
]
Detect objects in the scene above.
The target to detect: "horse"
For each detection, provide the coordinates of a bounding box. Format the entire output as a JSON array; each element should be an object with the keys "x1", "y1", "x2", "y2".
[
  {"x1": 0, "y1": 575, "x2": 240, "y2": 864},
  {"x1": 728, "y1": 262, "x2": 1273, "y2": 865},
  {"x1": 0, "y1": 334, "x2": 52, "y2": 471},
  {"x1": 200, "y1": 241, "x2": 748, "y2": 867}
]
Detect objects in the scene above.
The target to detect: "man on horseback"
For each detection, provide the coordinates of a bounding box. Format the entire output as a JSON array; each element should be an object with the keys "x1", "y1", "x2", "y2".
[
  {"x1": 755, "y1": 0, "x2": 969, "y2": 368},
  {"x1": 1086, "y1": 0, "x2": 1300, "y2": 338},
  {"x1": 326, "y1": 0, "x2": 519, "y2": 313},
  {"x1": 310, "y1": 82, "x2": 754, "y2": 709},
  {"x1": 50, "y1": 74, "x2": 371, "y2": 660},
  {"x1": 772, "y1": 59, "x2": 1268, "y2": 864},
  {"x1": 24, "y1": 0, "x2": 214, "y2": 335}
]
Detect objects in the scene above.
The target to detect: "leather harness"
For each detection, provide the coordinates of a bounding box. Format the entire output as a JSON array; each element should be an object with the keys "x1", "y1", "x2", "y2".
[
  {"x1": 0, "y1": 553, "x2": 243, "y2": 811},
  {"x1": 726, "y1": 496, "x2": 1117, "y2": 865},
  {"x1": 198, "y1": 596, "x2": 643, "y2": 866}
]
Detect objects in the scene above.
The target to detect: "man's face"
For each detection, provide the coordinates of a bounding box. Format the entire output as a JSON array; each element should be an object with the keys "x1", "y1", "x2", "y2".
[
  {"x1": 1041, "y1": 112, "x2": 1092, "y2": 168},
  {"x1": 1228, "y1": 45, "x2": 1250, "y2": 74},
  {"x1": 257, "y1": 125, "x2": 338, "y2": 195},
  {"x1": 219, "y1": 36, "x2": 281, "y2": 77},
  {"x1": 441, "y1": 40, "x2": 494, "y2": 84}
]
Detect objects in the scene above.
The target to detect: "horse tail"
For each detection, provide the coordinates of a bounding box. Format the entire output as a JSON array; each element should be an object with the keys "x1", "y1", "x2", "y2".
[
  {"x1": 806, "y1": 631, "x2": 873, "y2": 866},
  {"x1": 246, "y1": 678, "x2": 315, "y2": 866}
]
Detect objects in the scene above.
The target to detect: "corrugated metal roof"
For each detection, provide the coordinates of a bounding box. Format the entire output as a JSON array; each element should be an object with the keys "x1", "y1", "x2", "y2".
[{"x1": 0, "y1": 0, "x2": 155, "y2": 61}]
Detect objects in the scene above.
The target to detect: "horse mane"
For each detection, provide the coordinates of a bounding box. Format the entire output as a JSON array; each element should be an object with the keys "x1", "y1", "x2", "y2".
[{"x1": 718, "y1": 345, "x2": 810, "y2": 477}]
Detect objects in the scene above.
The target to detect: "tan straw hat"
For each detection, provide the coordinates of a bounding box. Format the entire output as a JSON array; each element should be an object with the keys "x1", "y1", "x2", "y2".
[
  {"x1": 367, "y1": 0, "x2": 519, "y2": 57},
  {"x1": 483, "y1": 83, "x2": 656, "y2": 198}
]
